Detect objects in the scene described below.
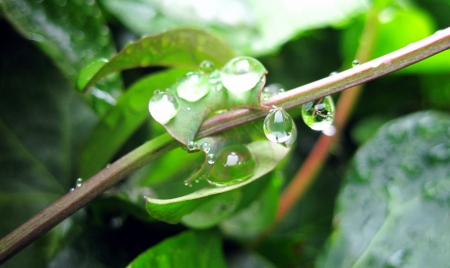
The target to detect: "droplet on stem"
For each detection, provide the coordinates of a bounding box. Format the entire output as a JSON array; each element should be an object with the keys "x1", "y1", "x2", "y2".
[
  {"x1": 148, "y1": 91, "x2": 179, "y2": 124},
  {"x1": 352, "y1": 59, "x2": 360, "y2": 67},
  {"x1": 263, "y1": 107, "x2": 296, "y2": 143},
  {"x1": 199, "y1": 60, "x2": 216, "y2": 74},
  {"x1": 301, "y1": 96, "x2": 335, "y2": 131},
  {"x1": 75, "y1": 178, "x2": 83, "y2": 188},
  {"x1": 221, "y1": 56, "x2": 266, "y2": 93}
]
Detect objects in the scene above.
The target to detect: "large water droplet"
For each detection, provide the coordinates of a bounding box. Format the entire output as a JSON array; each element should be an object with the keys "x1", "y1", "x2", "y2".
[
  {"x1": 301, "y1": 96, "x2": 335, "y2": 131},
  {"x1": 428, "y1": 142, "x2": 450, "y2": 162},
  {"x1": 176, "y1": 72, "x2": 210, "y2": 102},
  {"x1": 221, "y1": 56, "x2": 266, "y2": 93},
  {"x1": 208, "y1": 145, "x2": 256, "y2": 186},
  {"x1": 148, "y1": 91, "x2": 179, "y2": 124},
  {"x1": 263, "y1": 107, "x2": 295, "y2": 143},
  {"x1": 76, "y1": 58, "x2": 108, "y2": 91},
  {"x1": 199, "y1": 60, "x2": 215, "y2": 74}
]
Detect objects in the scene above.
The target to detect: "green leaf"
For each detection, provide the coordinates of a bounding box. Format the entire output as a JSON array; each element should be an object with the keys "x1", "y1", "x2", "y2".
[
  {"x1": 145, "y1": 141, "x2": 290, "y2": 224},
  {"x1": 317, "y1": 111, "x2": 450, "y2": 267},
  {"x1": 0, "y1": 23, "x2": 97, "y2": 267},
  {"x1": 81, "y1": 28, "x2": 235, "y2": 92},
  {"x1": 1, "y1": 0, "x2": 117, "y2": 84},
  {"x1": 126, "y1": 230, "x2": 227, "y2": 268},
  {"x1": 80, "y1": 69, "x2": 189, "y2": 178},
  {"x1": 100, "y1": 0, "x2": 366, "y2": 55}
]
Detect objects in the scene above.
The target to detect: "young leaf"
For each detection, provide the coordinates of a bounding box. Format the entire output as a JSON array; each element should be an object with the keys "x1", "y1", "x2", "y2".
[
  {"x1": 145, "y1": 141, "x2": 289, "y2": 224},
  {"x1": 81, "y1": 28, "x2": 235, "y2": 92},
  {"x1": 317, "y1": 111, "x2": 450, "y2": 267},
  {"x1": 126, "y1": 230, "x2": 227, "y2": 268}
]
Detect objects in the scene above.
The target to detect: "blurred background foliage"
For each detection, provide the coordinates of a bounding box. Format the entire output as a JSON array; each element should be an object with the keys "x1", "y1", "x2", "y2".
[{"x1": 1, "y1": 0, "x2": 450, "y2": 267}]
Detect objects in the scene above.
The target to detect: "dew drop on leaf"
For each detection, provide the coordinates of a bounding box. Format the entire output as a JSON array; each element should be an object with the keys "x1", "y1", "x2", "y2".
[
  {"x1": 207, "y1": 154, "x2": 216, "y2": 164},
  {"x1": 301, "y1": 96, "x2": 335, "y2": 131},
  {"x1": 221, "y1": 56, "x2": 266, "y2": 93},
  {"x1": 263, "y1": 107, "x2": 296, "y2": 143},
  {"x1": 208, "y1": 145, "x2": 256, "y2": 186},
  {"x1": 199, "y1": 60, "x2": 215, "y2": 74},
  {"x1": 352, "y1": 59, "x2": 360, "y2": 67},
  {"x1": 176, "y1": 72, "x2": 210, "y2": 102},
  {"x1": 187, "y1": 141, "x2": 197, "y2": 151},
  {"x1": 148, "y1": 91, "x2": 179, "y2": 124},
  {"x1": 201, "y1": 142, "x2": 211, "y2": 153},
  {"x1": 261, "y1": 83, "x2": 285, "y2": 101},
  {"x1": 209, "y1": 70, "x2": 223, "y2": 91},
  {"x1": 76, "y1": 58, "x2": 108, "y2": 90}
]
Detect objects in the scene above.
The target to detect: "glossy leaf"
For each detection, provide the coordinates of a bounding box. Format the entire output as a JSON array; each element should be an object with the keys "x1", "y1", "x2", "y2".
[
  {"x1": 100, "y1": 0, "x2": 366, "y2": 55},
  {"x1": 317, "y1": 111, "x2": 450, "y2": 267},
  {"x1": 1, "y1": 0, "x2": 117, "y2": 84},
  {"x1": 80, "y1": 69, "x2": 189, "y2": 178},
  {"x1": 145, "y1": 141, "x2": 290, "y2": 224},
  {"x1": 81, "y1": 28, "x2": 235, "y2": 92},
  {"x1": 126, "y1": 230, "x2": 227, "y2": 268}
]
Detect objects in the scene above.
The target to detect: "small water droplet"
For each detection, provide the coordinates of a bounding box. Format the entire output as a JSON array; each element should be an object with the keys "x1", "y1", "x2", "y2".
[
  {"x1": 187, "y1": 141, "x2": 198, "y2": 151},
  {"x1": 207, "y1": 154, "x2": 216, "y2": 164},
  {"x1": 186, "y1": 107, "x2": 191, "y2": 111},
  {"x1": 352, "y1": 59, "x2": 360, "y2": 67},
  {"x1": 201, "y1": 142, "x2": 211, "y2": 153},
  {"x1": 69, "y1": 188, "x2": 75, "y2": 192},
  {"x1": 329, "y1": 71, "x2": 339, "y2": 76},
  {"x1": 75, "y1": 178, "x2": 83, "y2": 188},
  {"x1": 76, "y1": 58, "x2": 108, "y2": 90},
  {"x1": 263, "y1": 107, "x2": 296, "y2": 143},
  {"x1": 106, "y1": 163, "x2": 111, "y2": 168},
  {"x1": 221, "y1": 56, "x2": 266, "y2": 93},
  {"x1": 428, "y1": 142, "x2": 450, "y2": 162},
  {"x1": 261, "y1": 83, "x2": 285, "y2": 101},
  {"x1": 176, "y1": 72, "x2": 210, "y2": 102},
  {"x1": 208, "y1": 145, "x2": 256, "y2": 186},
  {"x1": 199, "y1": 60, "x2": 215, "y2": 74},
  {"x1": 209, "y1": 70, "x2": 223, "y2": 91},
  {"x1": 301, "y1": 96, "x2": 335, "y2": 131},
  {"x1": 183, "y1": 180, "x2": 193, "y2": 187},
  {"x1": 148, "y1": 91, "x2": 179, "y2": 124}
]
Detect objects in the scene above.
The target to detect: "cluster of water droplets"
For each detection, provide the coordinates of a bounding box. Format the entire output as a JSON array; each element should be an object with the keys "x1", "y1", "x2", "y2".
[
  {"x1": 69, "y1": 178, "x2": 84, "y2": 192},
  {"x1": 148, "y1": 56, "x2": 266, "y2": 125}
]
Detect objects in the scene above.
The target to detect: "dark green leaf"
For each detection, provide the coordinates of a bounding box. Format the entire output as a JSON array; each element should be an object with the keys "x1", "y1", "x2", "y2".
[
  {"x1": 317, "y1": 111, "x2": 450, "y2": 267},
  {"x1": 126, "y1": 230, "x2": 227, "y2": 268},
  {"x1": 0, "y1": 22, "x2": 97, "y2": 267},
  {"x1": 1, "y1": 0, "x2": 117, "y2": 84}
]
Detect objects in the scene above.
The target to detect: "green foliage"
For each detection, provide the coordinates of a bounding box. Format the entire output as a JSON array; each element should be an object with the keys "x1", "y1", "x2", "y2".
[
  {"x1": 317, "y1": 111, "x2": 450, "y2": 267},
  {"x1": 1, "y1": 0, "x2": 450, "y2": 267}
]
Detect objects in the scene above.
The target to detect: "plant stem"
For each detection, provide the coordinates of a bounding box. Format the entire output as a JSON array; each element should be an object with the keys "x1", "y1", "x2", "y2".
[{"x1": 0, "y1": 26, "x2": 449, "y2": 264}]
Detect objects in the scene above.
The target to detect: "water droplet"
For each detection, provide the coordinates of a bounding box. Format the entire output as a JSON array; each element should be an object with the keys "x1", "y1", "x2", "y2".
[
  {"x1": 176, "y1": 72, "x2": 210, "y2": 102},
  {"x1": 75, "y1": 178, "x2": 83, "y2": 188},
  {"x1": 201, "y1": 142, "x2": 211, "y2": 153},
  {"x1": 208, "y1": 145, "x2": 256, "y2": 186},
  {"x1": 261, "y1": 83, "x2": 285, "y2": 101},
  {"x1": 263, "y1": 107, "x2": 295, "y2": 143},
  {"x1": 221, "y1": 56, "x2": 266, "y2": 93},
  {"x1": 184, "y1": 179, "x2": 193, "y2": 187},
  {"x1": 209, "y1": 70, "x2": 223, "y2": 91},
  {"x1": 106, "y1": 163, "x2": 111, "y2": 168},
  {"x1": 187, "y1": 141, "x2": 198, "y2": 151},
  {"x1": 148, "y1": 91, "x2": 179, "y2": 124},
  {"x1": 69, "y1": 188, "x2": 75, "y2": 192},
  {"x1": 301, "y1": 96, "x2": 335, "y2": 131},
  {"x1": 186, "y1": 107, "x2": 191, "y2": 111},
  {"x1": 76, "y1": 58, "x2": 108, "y2": 90},
  {"x1": 329, "y1": 71, "x2": 338, "y2": 76},
  {"x1": 207, "y1": 154, "x2": 216, "y2": 164},
  {"x1": 199, "y1": 60, "x2": 215, "y2": 74},
  {"x1": 352, "y1": 60, "x2": 360, "y2": 67},
  {"x1": 428, "y1": 142, "x2": 450, "y2": 162}
]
